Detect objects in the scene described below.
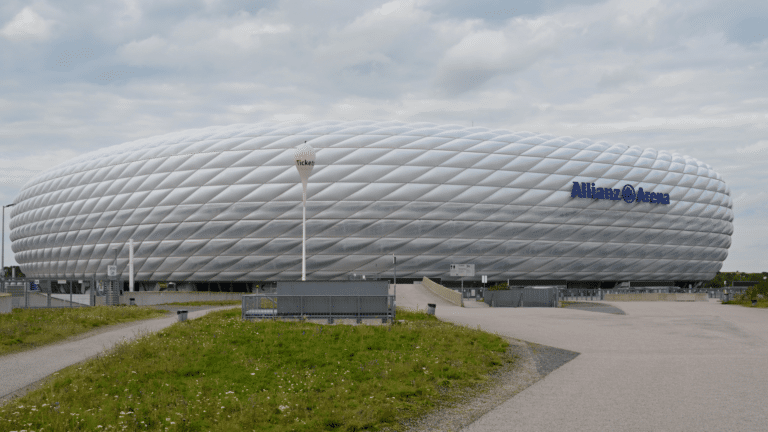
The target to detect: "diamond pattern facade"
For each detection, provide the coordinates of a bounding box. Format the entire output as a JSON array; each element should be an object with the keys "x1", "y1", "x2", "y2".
[{"x1": 10, "y1": 120, "x2": 733, "y2": 282}]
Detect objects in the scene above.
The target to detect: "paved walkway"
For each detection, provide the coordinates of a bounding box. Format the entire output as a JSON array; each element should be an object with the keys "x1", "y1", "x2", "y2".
[
  {"x1": 0, "y1": 307, "x2": 235, "y2": 403},
  {"x1": 397, "y1": 284, "x2": 768, "y2": 432}
]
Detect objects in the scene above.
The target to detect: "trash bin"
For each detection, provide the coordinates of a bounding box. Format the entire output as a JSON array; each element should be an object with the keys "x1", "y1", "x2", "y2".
[
  {"x1": 722, "y1": 290, "x2": 729, "y2": 302},
  {"x1": 427, "y1": 303, "x2": 436, "y2": 315},
  {"x1": 129, "y1": 298, "x2": 136, "y2": 306},
  {"x1": 177, "y1": 310, "x2": 188, "y2": 322},
  {"x1": 752, "y1": 299, "x2": 757, "y2": 306}
]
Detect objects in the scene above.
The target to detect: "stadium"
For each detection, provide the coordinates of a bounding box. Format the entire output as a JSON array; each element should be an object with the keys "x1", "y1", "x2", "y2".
[{"x1": 9, "y1": 120, "x2": 733, "y2": 290}]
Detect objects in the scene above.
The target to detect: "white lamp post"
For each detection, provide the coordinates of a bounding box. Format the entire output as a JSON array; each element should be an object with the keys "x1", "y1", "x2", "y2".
[
  {"x1": 294, "y1": 142, "x2": 316, "y2": 281},
  {"x1": 128, "y1": 238, "x2": 134, "y2": 292}
]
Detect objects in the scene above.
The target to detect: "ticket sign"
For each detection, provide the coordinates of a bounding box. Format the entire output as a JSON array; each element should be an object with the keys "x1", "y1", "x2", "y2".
[
  {"x1": 450, "y1": 264, "x2": 475, "y2": 277},
  {"x1": 107, "y1": 265, "x2": 117, "y2": 277}
]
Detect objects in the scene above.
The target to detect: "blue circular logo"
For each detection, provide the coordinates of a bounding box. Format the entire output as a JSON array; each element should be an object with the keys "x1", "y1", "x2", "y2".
[{"x1": 621, "y1": 184, "x2": 636, "y2": 203}]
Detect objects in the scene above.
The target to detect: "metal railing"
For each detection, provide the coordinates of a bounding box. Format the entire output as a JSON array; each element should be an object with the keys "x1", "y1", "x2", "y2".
[
  {"x1": 557, "y1": 288, "x2": 749, "y2": 302},
  {"x1": 242, "y1": 294, "x2": 396, "y2": 323},
  {"x1": 559, "y1": 289, "x2": 605, "y2": 302},
  {"x1": 707, "y1": 288, "x2": 748, "y2": 300},
  {"x1": 1, "y1": 278, "x2": 97, "y2": 309}
]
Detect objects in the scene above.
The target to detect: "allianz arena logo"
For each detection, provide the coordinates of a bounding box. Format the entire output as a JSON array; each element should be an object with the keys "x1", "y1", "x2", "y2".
[{"x1": 570, "y1": 182, "x2": 670, "y2": 205}]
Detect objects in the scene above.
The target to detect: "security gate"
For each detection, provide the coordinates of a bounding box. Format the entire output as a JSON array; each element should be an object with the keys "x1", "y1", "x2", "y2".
[{"x1": 103, "y1": 280, "x2": 121, "y2": 306}]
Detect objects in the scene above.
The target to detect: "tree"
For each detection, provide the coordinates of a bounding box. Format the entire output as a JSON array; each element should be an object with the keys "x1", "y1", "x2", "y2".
[{"x1": 2, "y1": 266, "x2": 25, "y2": 278}]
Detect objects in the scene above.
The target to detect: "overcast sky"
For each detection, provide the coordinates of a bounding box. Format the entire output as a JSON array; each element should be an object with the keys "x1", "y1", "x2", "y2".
[{"x1": 1, "y1": 0, "x2": 766, "y2": 272}]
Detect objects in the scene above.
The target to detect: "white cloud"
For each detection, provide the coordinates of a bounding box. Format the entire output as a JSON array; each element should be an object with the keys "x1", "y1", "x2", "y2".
[
  {"x1": 2, "y1": 0, "x2": 768, "y2": 270},
  {"x1": 736, "y1": 140, "x2": 768, "y2": 156},
  {"x1": 116, "y1": 12, "x2": 295, "y2": 68},
  {"x1": 435, "y1": 17, "x2": 562, "y2": 94},
  {"x1": 218, "y1": 22, "x2": 290, "y2": 49},
  {"x1": 0, "y1": 149, "x2": 81, "y2": 187},
  {"x1": 375, "y1": 0, "x2": 414, "y2": 17},
  {"x1": 1, "y1": 7, "x2": 52, "y2": 41}
]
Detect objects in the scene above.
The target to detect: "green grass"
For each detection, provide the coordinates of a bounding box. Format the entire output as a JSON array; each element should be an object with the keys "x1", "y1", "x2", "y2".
[
  {"x1": 0, "y1": 308, "x2": 510, "y2": 431},
  {"x1": 722, "y1": 298, "x2": 768, "y2": 308},
  {"x1": 161, "y1": 300, "x2": 242, "y2": 306},
  {"x1": 0, "y1": 306, "x2": 168, "y2": 356}
]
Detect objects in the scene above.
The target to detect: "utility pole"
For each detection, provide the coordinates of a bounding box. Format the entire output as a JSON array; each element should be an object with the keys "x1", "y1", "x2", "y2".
[{"x1": 2, "y1": 203, "x2": 16, "y2": 282}]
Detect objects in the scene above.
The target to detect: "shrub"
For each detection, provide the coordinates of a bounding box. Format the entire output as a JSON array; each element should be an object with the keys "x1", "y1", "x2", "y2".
[
  {"x1": 743, "y1": 280, "x2": 768, "y2": 300},
  {"x1": 487, "y1": 283, "x2": 509, "y2": 291}
]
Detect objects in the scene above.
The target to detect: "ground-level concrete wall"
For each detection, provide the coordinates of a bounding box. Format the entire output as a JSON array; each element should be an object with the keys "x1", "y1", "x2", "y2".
[
  {"x1": 604, "y1": 293, "x2": 707, "y2": 302},
  {"x1": 94, "y1": 291, "x2": 243, "y2": 306},
  {"x1": 422, "y1": 277, "x2": 463, "y2": 306},
  {"x1": 0, "y1": 294, "x2": 11, "y2": 314}
]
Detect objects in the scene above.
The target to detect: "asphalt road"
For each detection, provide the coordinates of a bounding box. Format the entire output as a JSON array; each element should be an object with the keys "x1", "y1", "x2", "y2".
[{"x1": 398, "y1": 284, "x2": 768, "y2": 432}]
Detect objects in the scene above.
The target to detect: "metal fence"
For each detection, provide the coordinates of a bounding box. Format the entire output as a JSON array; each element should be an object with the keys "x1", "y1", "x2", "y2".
[
  {"x1": 242, "y1": 293, "x2": 396, "y2": 323},
  {"x1": 478, "y1": 287, "x2": 748, "y2": 307},
  {"x1": 559, "y1": 289, "x2": 605, "y2": 302},
  {"x1": 557, "y1": 288, "x2": 749, "y2": 302},
  {"x1": 706, "y1": 288, "x2": 748, "y2": 300},
  {"x1": 484, "y1": 288, "x2": 559, "y2": 307},
  {"x1": 0, "y1": 278, "x2": 109, "y2": 309}
]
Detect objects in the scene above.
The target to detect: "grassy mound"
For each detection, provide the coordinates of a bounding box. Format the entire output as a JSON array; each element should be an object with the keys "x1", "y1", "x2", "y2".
[
  {"x1": 0, "y1": 306, "x2": 167, "y2": 356},
  {"x1": 0, "y1": 308, "x2": 510, "y2": 431}
]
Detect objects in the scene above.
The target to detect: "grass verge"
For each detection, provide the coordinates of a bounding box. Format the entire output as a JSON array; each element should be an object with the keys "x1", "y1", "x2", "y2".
[
  {"x1": 1, "y1": 307, "x2": 510, "y2": 431},
  {"x1": 0, "y1": 306, "x2": 168, "y2": 356},
  {"x1": 722, "y1": 299, "x2": 768, "y2": 308}
]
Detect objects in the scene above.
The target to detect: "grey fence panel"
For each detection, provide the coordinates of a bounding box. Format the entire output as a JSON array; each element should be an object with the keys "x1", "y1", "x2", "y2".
[
  {"x1": 485, "y1": 288, "x2": 558, "y2": 307},
  {"x1": 484, "y1": 290, "x2": 522, "y2": 307},
  {"x1": 523, "y1": 288, "x2": 557, "y2": 307},
  {"x1": 242, "y1": 294, "x2": 394, "y2": 321}
]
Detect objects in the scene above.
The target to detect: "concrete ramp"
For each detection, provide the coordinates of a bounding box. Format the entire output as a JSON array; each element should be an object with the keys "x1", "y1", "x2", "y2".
[{"x1": 392, "y1": 284, "x2": 459, "y2": 311}]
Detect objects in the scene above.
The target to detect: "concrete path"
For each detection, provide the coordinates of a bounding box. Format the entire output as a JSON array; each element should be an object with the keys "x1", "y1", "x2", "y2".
[
  {"x1": 397, "y1": 284, "x2": 768, "y2": 432},
  {"x1": 0, "y1": 306, "x2": 236, "y2": 403}
]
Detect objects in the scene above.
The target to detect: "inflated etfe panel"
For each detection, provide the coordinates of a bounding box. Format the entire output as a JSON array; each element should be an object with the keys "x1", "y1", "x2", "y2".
[{"x1": 10, "y1": 120, "x2": 733, "y2": 281}]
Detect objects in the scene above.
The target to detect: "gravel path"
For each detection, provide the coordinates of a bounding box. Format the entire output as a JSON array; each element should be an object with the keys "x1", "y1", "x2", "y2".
[{"x1": 401, "y1": 339, "x2": 579, "y2": 432}]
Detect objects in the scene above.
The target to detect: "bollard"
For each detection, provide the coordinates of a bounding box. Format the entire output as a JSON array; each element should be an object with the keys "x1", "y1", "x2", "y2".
[
  {"x1": 427, "y1": 303, "x2": 436, "y2": 315},
  {"x1": 177, "y1": 310, "x2": 188, "y2": 322}
]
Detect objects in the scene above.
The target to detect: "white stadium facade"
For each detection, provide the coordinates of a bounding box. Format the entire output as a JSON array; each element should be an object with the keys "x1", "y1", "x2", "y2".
[{"x1": 9, "y1": 121, "x2": 733, "y2": 289}]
